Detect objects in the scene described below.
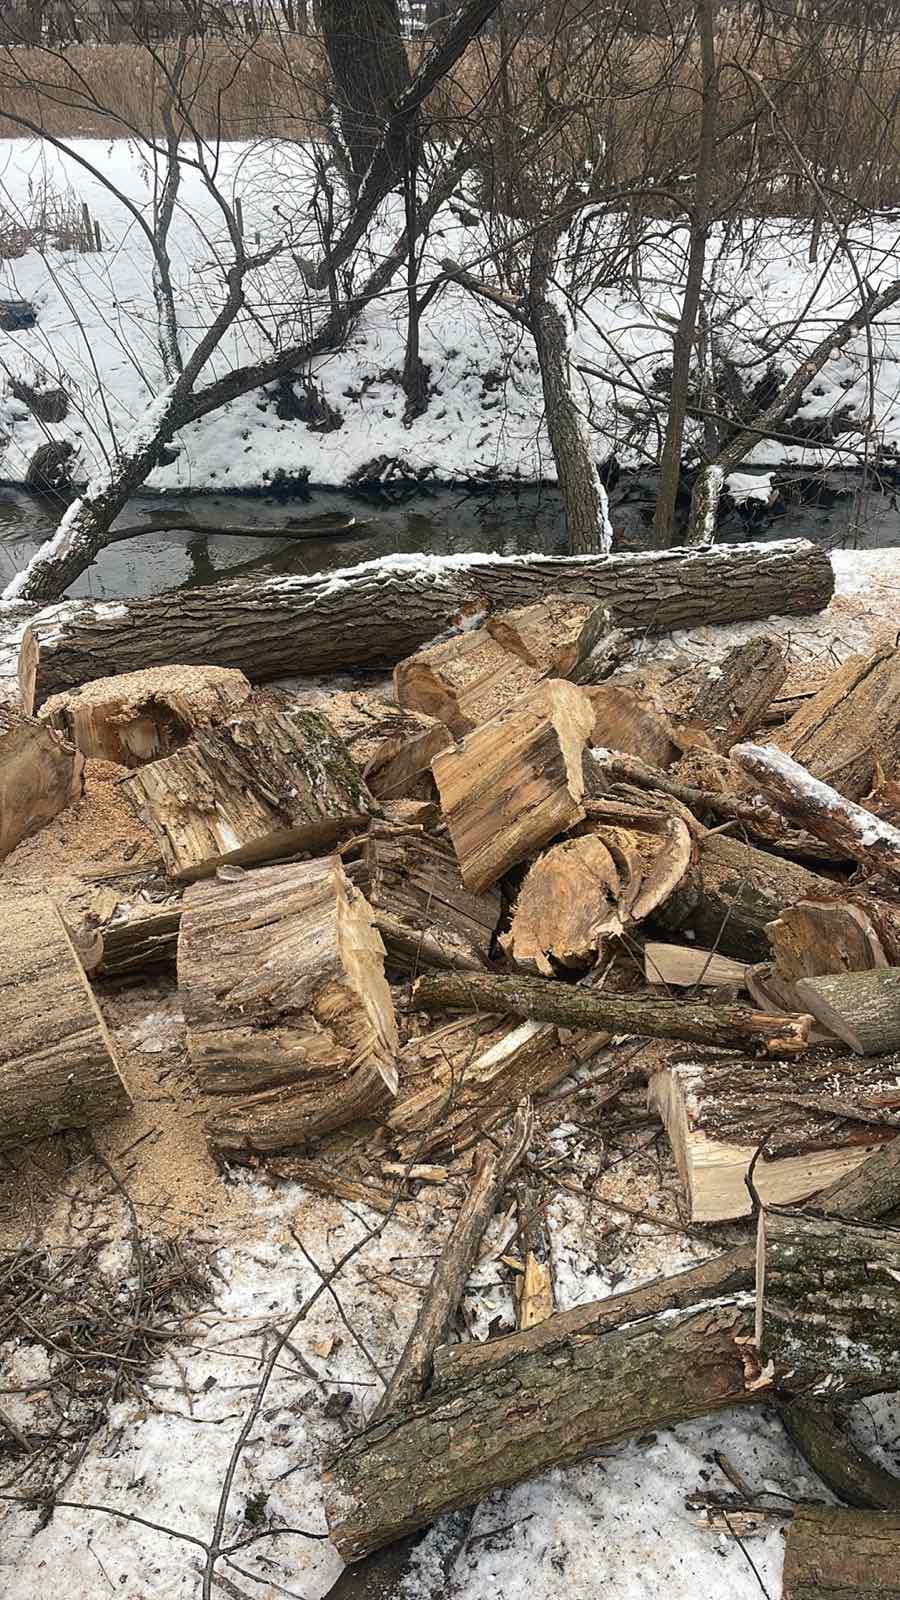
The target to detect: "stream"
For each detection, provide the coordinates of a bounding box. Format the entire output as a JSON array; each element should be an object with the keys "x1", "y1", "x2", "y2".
[{"x1": 1, "y1": 469, "x2": 898, "y2": 600}]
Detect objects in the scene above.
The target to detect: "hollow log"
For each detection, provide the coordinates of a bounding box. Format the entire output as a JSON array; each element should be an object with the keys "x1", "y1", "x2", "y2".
[
  {"x1": 322, "y1": 1294, "x2": 767, "y2": 1561},
  {"x1": 649, "y1": 1053, "x2": 900, "y2": 1222},
  {"x1": 783, "y1": 1505, "x2": 900, "y2": 1600},
  {"x1": 0, "y1": 893, "x2": 131, "y2": 1148},
  {"x1": 18, "y1": 539, "x2": 835, "y2": 712},
  {"x1": 39, "y1": 663, "x2": 251, "y2": 767},
  {"x1": 432, "y1": 679, "x2": 594, "y2": 892},
  {"x1": 773, "y1": 644, "x2": 900, "y2": 800},
  {"x1": 123, "y1": 706, "x2": 376, "y2": 881},
  {"x1": 412, "y1": 969, "x2": 812, "y2": 1054},
  {"x1": 0, "y1": 705, "x2": 83, "y2": 861},
  {"x1": 732, "y1": 743, "x2": 900, "y2": 881},
  {"x1": 758, "y1": 1208, "x2": 900, "y2": 1389},
  {"x1": 361, "y1": 823, "x2": 500, "y2": 973},
  {"x1": 795, "y1": 969, "x2": 900, "y2": 1055}
]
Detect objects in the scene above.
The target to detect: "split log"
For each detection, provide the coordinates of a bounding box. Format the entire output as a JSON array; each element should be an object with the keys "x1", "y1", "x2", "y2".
[
  {"x1": 413, "y1": 969, "x2": 812, "y2": 1055},
  {"x1": 795, "y1": 969, "x2": 900, "y2": 1055},
  {"x1": 816, "y1": 1131, "x2": 900, "y2": 1222},
  {"x1": 373, "y1": 1102, "x2": 532, "y2": 1421},
  {"x1": 0, "y1": 893, "x2": 131, "y2": 1148},
  {"x1": 177, "y1": 858, "x2": 398, "y2": 1152},
  {"x1": 322, "y1": 1293, "x2": 768, "y2": 1560},
  {"x1": 512, "y1": 1182, "x2": 554, "y2": 1330},
  {"x1": 654, "y1": 828, "x2": 835, "y2": 963},
  {"x1": 783, "y1": 1505, "x2": 900, "y2": 1600},
  {"x1": 0, "y1": 705, "x2": 83, "y2": 861},
  {"x1": 387, "y1": 1019, "x2": 571, "y2": 1162},
  {"x1": 772, "y1": 644, "x2": 900, "y2": 800},
  {"x1": 584, "y1": 681, "x2": 677, "y2": 767},
  {"x1": 361, "y1": 823, "x2": 500, "y2": 974},
  {"x1": 432, "y1": 679, "x2": 594, "y2": 892},
  {"x1": 501, "y1": 804, "x2": 691, "y2": 974},
  {"x1": 779, "y1": 1400, "x2": 900, "y2": 1511},
  {"x1": 732, "y1": 743, "x2": 900, "y2": 881},
  {"x1": 363, "y1": 717, "x2": 453, "y2": 802},
  {"x1": 643, "y1": 942, "x2": 748, "y2": 988},
  {"x1": 18, "y1": 539, "x2": 835, "y2": 712},
  {"x1": 568, "y1": 618, "x2": 635, "y2": 686},
  {"x1": 767, "y1": 901, "x2": 889, "y2": 983},
  {"x1": 123, "y1": 707, "x2": 376, "y2": 881},
  {"x1": 665, "y1": 638, "x2": 788, "y2": 752},
  {"x1": 650, "y1": 1053, "x2": 900, "y2": 1222},
  {"x1": 758, "y1": 1207, "x2": 900, "y2": 1388},
  {"x1": 39, "y1": 664, "x2": 251, "y2": 766}
]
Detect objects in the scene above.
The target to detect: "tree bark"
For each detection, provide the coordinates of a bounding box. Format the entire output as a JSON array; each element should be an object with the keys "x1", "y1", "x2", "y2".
[
  {"x1": 816, "y1": 1131, "x2": 900, "y2": 1222},
  {"x1": 772, "y1": 645, "x2": 900, "y2": 801},
  {"x1": 0, "y1": 894, "x2": 131, "y2": 1149},
  {"x1": 0, "y1": 705, "x2": 83, "y2": 862},
  {"x1": 18, "y1": 540, "x2": 836, "y2": 713},
  {"x1": 732, "y1": 744, "x2": 900, "y2": 882},
  {"x1": 783, "y1": 1505, "x2": 900, "y2": 1600},
  {"x1": 665, "y1": 637, "x2": 787, "y2": 753},
  {"x1": 779, "y1": 1401, "x2": 900, "y2": 1512},
  {"x1": 413, "y1": 969, "x2": 812, "y2": 1054},
  {"x1": 360, "y1": 822, "x2": 501, "y2": 974},
  {"x1": 323, "y1": 1296, "x2": 766, "y2": 1560},
  {"x1": 320, "y1": 0, "x2": 411, "y2": 184},
  {"x1": 795, "y1": 969, "x2": 900, "y2": 1055}
]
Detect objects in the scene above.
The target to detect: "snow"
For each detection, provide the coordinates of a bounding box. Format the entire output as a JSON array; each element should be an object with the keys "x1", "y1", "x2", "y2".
[{"x1": 2, "y1": 138, "x2": 900, "y2": 495}]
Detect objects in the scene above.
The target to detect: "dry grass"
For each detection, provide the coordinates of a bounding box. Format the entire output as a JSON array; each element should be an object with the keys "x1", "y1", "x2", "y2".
[{"x1": 0, "y1": 176, "x2": 88, "y2": 258}]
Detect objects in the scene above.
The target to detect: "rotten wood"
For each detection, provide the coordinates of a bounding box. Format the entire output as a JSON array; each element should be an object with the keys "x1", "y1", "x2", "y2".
[
  {"x1": 361, "y1": 822, "x2": 500, "y2": 974},
  {"x1": 39, "y1": 663, "x2": 251, "y2": 767},
  {"x1": 0, "y1": 704, "x2": 83, "y2": 862}
]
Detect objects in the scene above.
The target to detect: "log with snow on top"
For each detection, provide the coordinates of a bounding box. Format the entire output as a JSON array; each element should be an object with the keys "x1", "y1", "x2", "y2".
[
  {"x1": 732, "y1": 743, "x2": 900, "y2": 880},
  {"x1": 18, "y1": 539, "x2": 835, "y2": 712}
]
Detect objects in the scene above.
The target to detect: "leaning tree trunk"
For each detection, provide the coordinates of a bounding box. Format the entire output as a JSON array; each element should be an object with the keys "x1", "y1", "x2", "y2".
[
  {"x1": 528, "y1": 225, "x2": 611, "y2": 555},
  {"x1": 18, "y1": 540, "x2": 835, "y2": 712},
  {"x1": 320, "y1": 0, "x2": 411, "y2": 184}
]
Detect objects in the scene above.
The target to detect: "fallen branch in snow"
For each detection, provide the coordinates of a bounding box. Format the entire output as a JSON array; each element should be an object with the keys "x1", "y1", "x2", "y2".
[
  {"x1": 782, "y1": 1505, "x2": 900, "y2": 1599},
  {"x1": 732, "y1": 743, "x2": 900, "y2": 881}
]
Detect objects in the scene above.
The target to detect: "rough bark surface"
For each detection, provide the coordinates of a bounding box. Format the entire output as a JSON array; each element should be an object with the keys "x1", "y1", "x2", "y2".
[
  {"x1": 773, "y1": 645, "x2": 900, "y2": 800},
  {"x1": 0, "y1": 705, "x2": 83, "y2": 861},
  {"x1": 665, "y1": 638, "x2": 787, "y2": 752},
  {"x1": 0, "y1": 894, "x2": 131, "y2": 1148},
  {"x1": 732, "y1": 744, "x2": 900, "y2": 881},
  {"x1": 360, "y1": 822, "x2": 500, "y2": 974},
  {"x1": 779, "y1": 1400, "x2": 900, "y2": 1511},
  {"x1": 18, "y1": 541, "x2": 835, "y2": 712},
  {"x1": 783, "y1": 1505, "x2": 900, "y2": 1600},
  {"x1": 795, "y1": 969, "x2": 900, "y2": 1055},
  {"x1": 39, "y1": 663, "x2": 251, "y2": 767},
  {"x1": 816, "y1": 1131, "x2": 900, "y2": 1222}
]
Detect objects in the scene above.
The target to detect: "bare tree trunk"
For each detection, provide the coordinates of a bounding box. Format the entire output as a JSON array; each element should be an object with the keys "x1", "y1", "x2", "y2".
[
  {"x1": 650, "y1": 0, "x2": 718, "y2": 548},
  {"x1": 319, "y1": 0, "x2": 410, "y2": 184}
]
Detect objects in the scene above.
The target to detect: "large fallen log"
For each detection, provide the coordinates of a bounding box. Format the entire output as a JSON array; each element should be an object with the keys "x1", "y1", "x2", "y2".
[
  {"x1": 0, "y1": 705, "x2": 83, "y2": 861},
  {"x1": 649, "y1": 1052, "x2": 899, "y2": 1222},
  {"x1": 123, "y1": 706, "x2": 376, "y2": 881},
  {"x1": 0, "y1": 893, "x2": 131, "y2": 1148},
  {"x1": 39, "y1": 663, "x2": 251, "y2": 766},
  {"x1": 412, "y1": 969, "x2": 812, "y2": 1054},
  {"x1": 758, "y1": 1207, "x2": 900, "y2": 1389},
  {"x1": 322, "y1": 1290, "x2": 767, "y2": 1560},
  {"x1": 779, "y1": 1400, "x2": 900, "y2": 1512},
  {"x1": 783, "y1": 1506, "x2": 900, "y2": 1600},
  {"x1": 732, "y1": 743, "x2": 900, "y2": 881},
  {"x1": 18, "y1": 539, "x2": 835, "y2": 712},
  {"x1": 772, "y1": 644, "x2": 900, "y2": 800}
]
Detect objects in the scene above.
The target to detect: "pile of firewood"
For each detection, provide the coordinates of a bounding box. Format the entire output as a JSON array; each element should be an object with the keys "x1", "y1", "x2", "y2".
[{"x1": 2, "y1": 552, "x2": 900, "y2": 1590}]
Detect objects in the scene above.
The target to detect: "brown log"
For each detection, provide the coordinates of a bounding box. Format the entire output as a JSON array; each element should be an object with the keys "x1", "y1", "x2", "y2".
[
  {"x1": 650, "y1": 1052, "x2": 900, "y2": 1221},
  {"x1": 584, "y1": 681, "x2": 677, "y2": 767},
  {"x1": 413, "y1": 969, "x2": 812, "y2": 1055},
  {"x1": 666, "y1": 637, "x2": 788, "y2": 753},
  {"x1": 363, "y1": 717, "x2": 453, "y2": 802},
  {"x1": 177, "y1": 857, "x2": 398, "y2": 1152},
  {"x1": 732, "y1": 743, "x2": 900, "y2": 881},
  {"x1": 0, "y1": 893, "x2": 131, "y2": 1148},
  {"x1": 39, "y1": 663, "x2": 251, "y2": 767},
  {"x1": 783, "y1": 1505, "x2": 900, "y2": 1600},
  {"x1": 773, "y1": 644, "x2": 900, "y2": 800},
  {"x1": 767, "y1": 901, "x2": 889, "y2": 983},
  {"x1": 373, "y1": 1102, "x2": 532, "y2": 1421},
  {"x1": 123, "y1": 706, "x2": 376, "y2": 881},
  {"x1": 18, "y1": 539, "x2": 835, "y2": 712},
  {"x1": 322, "y1": 1292, "x2": 768, "y2": 1560},
  {"x1": 795, "y1": 969, "x2": 900, "y2": 1055},
  {"x1": 643, "y1": 941, "x2": 748, "y2": 988},
  {"x1": 779, "y1": 1400, "x2": 900, "y2": 1511},
  {"x1": 0, "y1": 704, "x2": 83, "y2": 861},
  {"x1": 501, "y1": 804, "x2": 692, "y2": 974},
  {"x1": 758, "y1": 1207, "x2": 900, "y2": 1389},
  {"x1": 387, "y1": 1019, "x2": 571, "y2": 1162},
  {"x1": 432, "y1": 679, "x2": 594, "y2": 892},
  {"x1": 361, "y1": 823, "x2": 500, "y2": 974}
]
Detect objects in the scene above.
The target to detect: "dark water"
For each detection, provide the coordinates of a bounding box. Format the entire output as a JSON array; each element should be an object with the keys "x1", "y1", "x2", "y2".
[{"x1": 1, "y1": 469, "x2": 898, "y2": 601}]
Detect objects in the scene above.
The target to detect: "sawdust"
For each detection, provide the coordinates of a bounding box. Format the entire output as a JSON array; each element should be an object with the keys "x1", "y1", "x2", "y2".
[{"x1": 0, "y1": 757, "x2": 159, "y2": 882}]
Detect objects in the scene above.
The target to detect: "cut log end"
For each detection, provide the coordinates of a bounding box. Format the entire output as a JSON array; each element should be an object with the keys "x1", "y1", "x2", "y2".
[{"x1": 39, "y1": 662, "x2": 252, "y2": 766}]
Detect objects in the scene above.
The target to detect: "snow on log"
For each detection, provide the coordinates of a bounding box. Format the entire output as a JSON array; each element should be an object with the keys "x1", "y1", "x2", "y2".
[
  {"x1": 122, "y1": 705, "x2": 376, "y2": 881},
  {"x1": 732, "y1": 743, "x2": 900, "y2": 881},
  {"x1": 39, "y1": 663, "x2": 251, "y2": 766},
  {"x1": 18, "y1": 539, "x2": 835, "y2": 712},
  {"x1": 0, "y1": 894, "x2": 131, "y2": 1148},
  {"x1": 0, "y1": 705, "x2": 83, "y2": 861}
]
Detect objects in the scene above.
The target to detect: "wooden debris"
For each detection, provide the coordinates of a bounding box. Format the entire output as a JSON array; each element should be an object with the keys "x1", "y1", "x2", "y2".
[
  {"x1": 39, "y1": 663, "x2": 251, "y2": 767},
  {"x1": 643, "y1": 942, "x2": 748, "y2": 989},
  {"x1": 0, "y1": 893, "x2": 131, "y2": 1148},
  {"x1": 177, "y1": 857, "x2": 398, "y2": 1152},
  {"x1": 772, "y1": 643, "x2": 900, "y2": 800},
  {"x1": 649, "y1": 1053, "x2": 900, "y2": 1222},
  {"x1": 513, "y1": 1182, "x2": 554, "y2": 1330},
  {"x1": 123, "y1": 706, "x2": 376, "y2": 881},
  {"x1": 432, "y1": 679, "x2": 595, "y2": 892},
  {"x1": 767, "y1": 900, "x2": 889, "y2": 983},
  {"x1": 362, "y1": 823, "x2": 500, "y2": 973},
  {"x1": 484, "y1": 597, "x2": 596, "y2": 677},
  {"x1": 585, "y1": 681, "x2": 677, "y2": 767},
  {"x1": 733, "y1": 742, "x2": 900, "y2": 880},
  {"x1": 795, "y1": 969, "x2": 900, "y2": 1055},
  {"x1": 758, "y1": 1207, "x2": 900, "y2": 1388},
  {"x1": 783, "y1": 1505, "x2": 900, "y2": 1600},
  {"x1": 0, "y1": 705, "x2": 83, "y2": 861},
  {"x1": 363, "y1": 715, "x2": 453, "y2": 802},
  {"x1": 666, "y1": 637, "x2": 787, "y2": 753}
]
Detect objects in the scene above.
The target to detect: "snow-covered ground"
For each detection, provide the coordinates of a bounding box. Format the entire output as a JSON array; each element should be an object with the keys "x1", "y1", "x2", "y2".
[{"x1": 1, "y1": 138, "x2": 899, "y2": 494}]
